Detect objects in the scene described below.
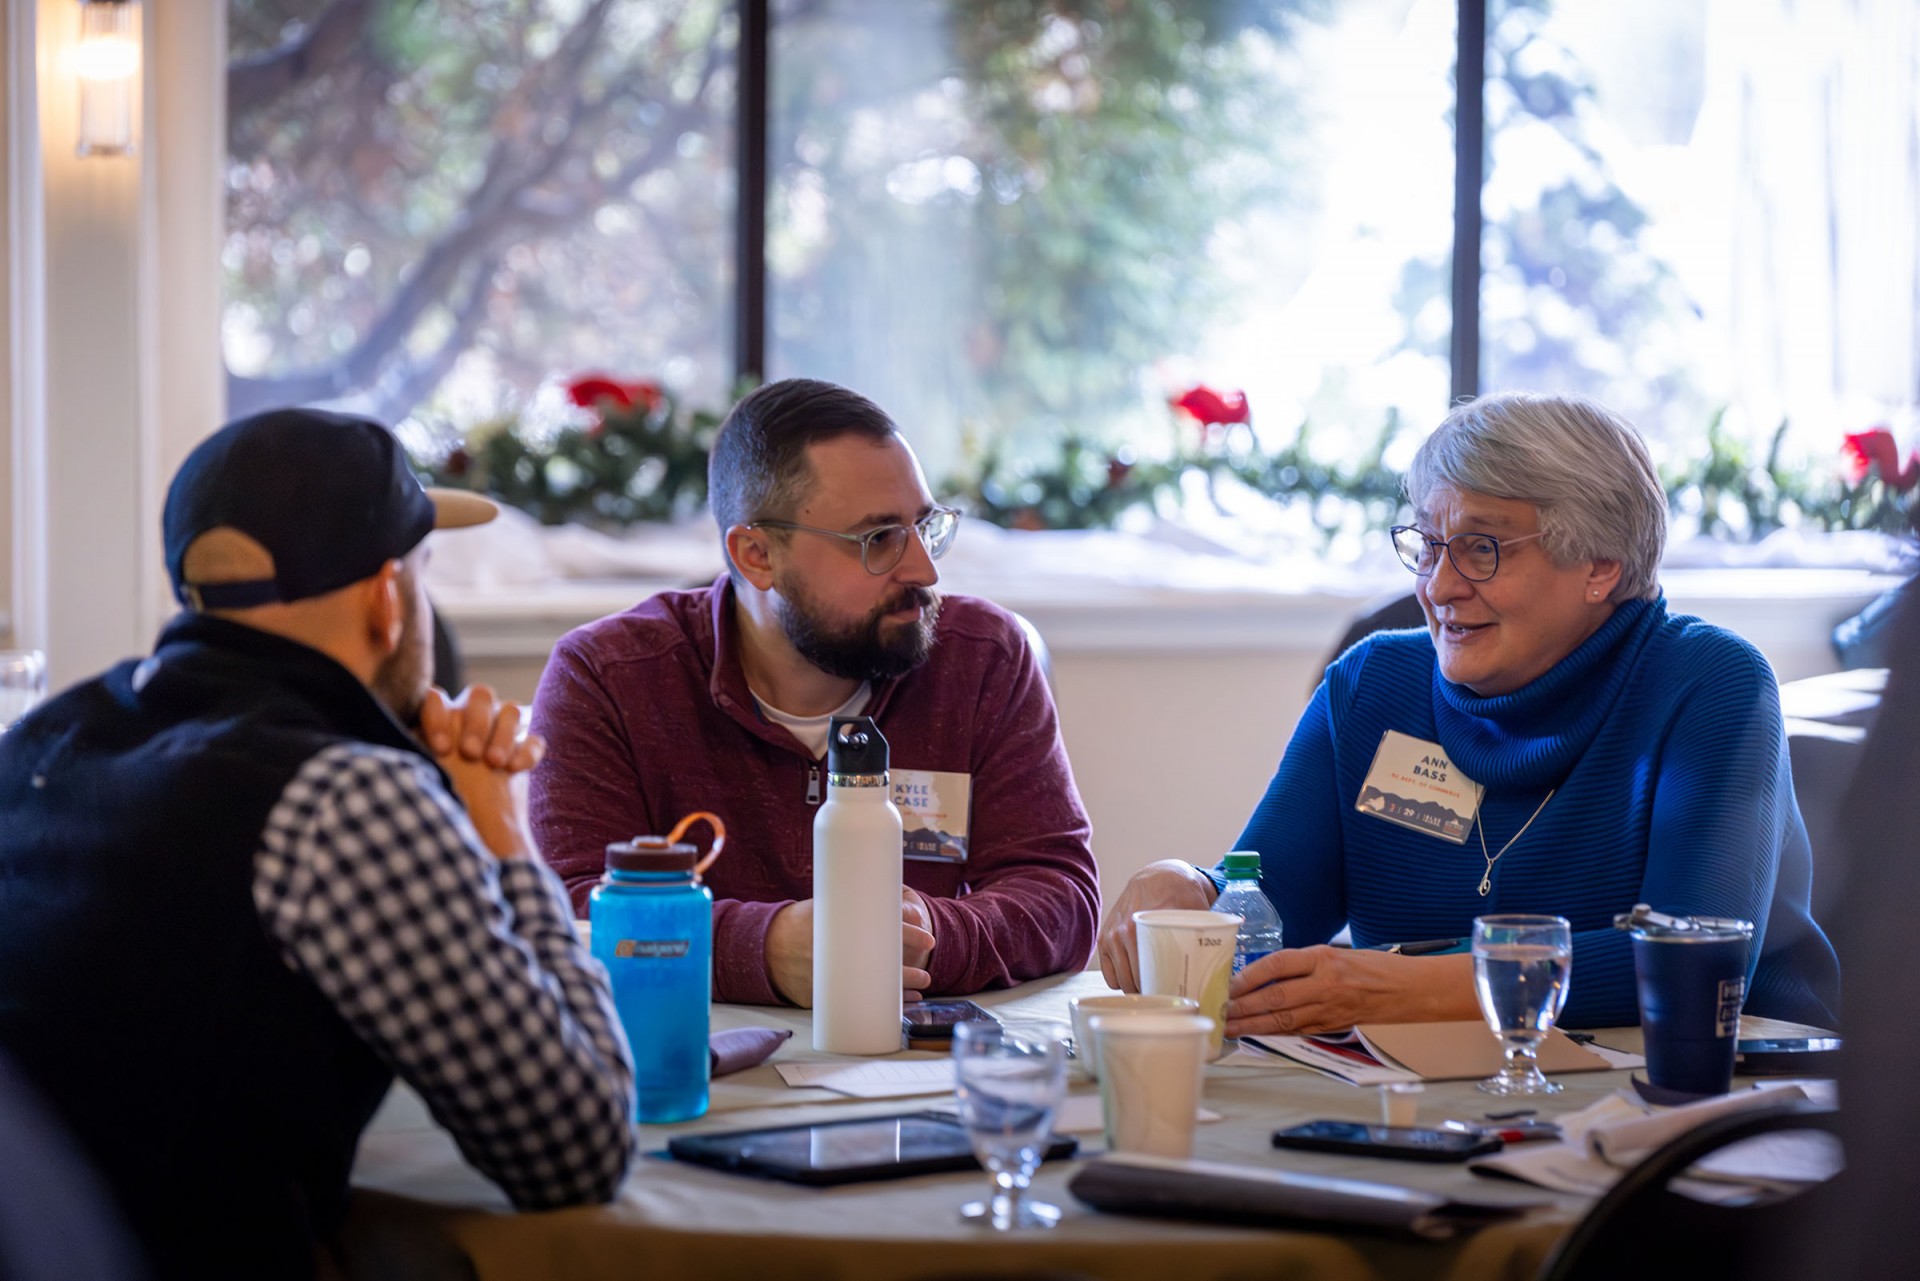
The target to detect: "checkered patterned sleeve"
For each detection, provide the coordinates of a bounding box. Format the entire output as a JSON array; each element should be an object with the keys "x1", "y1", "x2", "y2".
[{"x1": 254, "y1": 743, "x2": 636, "y2": 1209}]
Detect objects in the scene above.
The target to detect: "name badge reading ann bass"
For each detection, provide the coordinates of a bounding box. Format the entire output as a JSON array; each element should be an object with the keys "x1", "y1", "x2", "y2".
[{"x1": 1355, "y1": 730, "x2": 1484, "y2": 845}]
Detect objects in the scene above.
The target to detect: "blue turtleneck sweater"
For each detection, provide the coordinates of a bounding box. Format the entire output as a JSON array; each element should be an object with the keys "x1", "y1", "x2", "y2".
[{"x1": 1233, "y1": 596, "x2": 1840, "y2": 1028}]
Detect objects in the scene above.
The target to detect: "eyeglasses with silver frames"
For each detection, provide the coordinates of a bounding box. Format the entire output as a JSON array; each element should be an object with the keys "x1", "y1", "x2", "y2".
[
  {"x1": 1390, "y1": 525, "x2": 1544, "y2": 583},
  {"x1": 749, "y1": 505, "x2": 962, "y2": 575}
]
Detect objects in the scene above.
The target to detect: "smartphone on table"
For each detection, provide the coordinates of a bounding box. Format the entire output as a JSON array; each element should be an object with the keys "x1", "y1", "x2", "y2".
[
  {"x1": 1272, "y1": 1120, "x2": 1502, "y2": 1162},
  {"x1": 1735, "y1": 1036, "x2": 1841, "y2": 1075},
  {"x1": 902, "y1": 998, "x2": 998, "y2": 1048}
]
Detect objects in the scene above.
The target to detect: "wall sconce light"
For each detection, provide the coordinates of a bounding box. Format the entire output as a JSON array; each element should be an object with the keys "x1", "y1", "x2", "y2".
[{"x1": 74, "y1": 0, "x2": 140, "y2": 157}]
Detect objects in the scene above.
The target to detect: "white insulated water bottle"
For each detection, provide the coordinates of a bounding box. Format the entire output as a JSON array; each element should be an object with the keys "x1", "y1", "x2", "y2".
[{"x1": 812, "y1": 715, "x2": 904, "y2": 1054}]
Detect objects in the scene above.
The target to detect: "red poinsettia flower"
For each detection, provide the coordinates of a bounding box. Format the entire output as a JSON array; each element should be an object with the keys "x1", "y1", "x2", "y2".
[
  {"x1": 566, "y1": 373, "x2": 666, "y2": 414},
  {"x1": 1172, "y1": 385, "x2": 1251, "y2": 426},
  {"x1": 1842, "y1": 428, "x2": 1920, "y2": 493}
]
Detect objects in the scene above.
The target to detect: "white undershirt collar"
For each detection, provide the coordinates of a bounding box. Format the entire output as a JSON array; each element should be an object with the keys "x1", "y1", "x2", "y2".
[{"x1": 750, "y1": 682, "x2": 873, "y2": 759}]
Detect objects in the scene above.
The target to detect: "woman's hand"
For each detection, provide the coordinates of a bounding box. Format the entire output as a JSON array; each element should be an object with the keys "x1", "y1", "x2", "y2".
[
  {"x1": 1096, "y1": 859, "x2": 1219, "y2": 992},
  {"x1": 1224, "y1": 948, "x2": 1478, "y2": 1037}
]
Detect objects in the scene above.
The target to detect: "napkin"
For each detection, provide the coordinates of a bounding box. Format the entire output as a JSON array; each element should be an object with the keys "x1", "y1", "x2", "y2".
[
  {"x1": 710, "y1": 1027, "x2": 792, "y2": 1077},
  {"x1": 1586, "y1": 1082, "x2": 1811, "y2": 1166}
]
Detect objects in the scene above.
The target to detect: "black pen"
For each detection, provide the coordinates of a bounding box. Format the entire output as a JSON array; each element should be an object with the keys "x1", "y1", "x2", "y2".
[{"x1": 1368, "y1": 937, "x2": 1467, "y2": 956}]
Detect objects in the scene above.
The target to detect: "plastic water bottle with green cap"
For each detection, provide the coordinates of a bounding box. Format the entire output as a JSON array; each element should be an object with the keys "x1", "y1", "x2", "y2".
[{"x1": 1212, "y1": 851, "x2": 1283, "y2": 976}]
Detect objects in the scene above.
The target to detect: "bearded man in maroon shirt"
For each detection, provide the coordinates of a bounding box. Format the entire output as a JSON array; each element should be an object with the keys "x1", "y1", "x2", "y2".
[{"x1": 529, "y1": 378, "x2": 1100, "y2": 1005}]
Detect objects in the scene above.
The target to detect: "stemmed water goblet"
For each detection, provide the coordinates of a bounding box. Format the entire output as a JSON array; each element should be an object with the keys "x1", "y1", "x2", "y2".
[
  {"x1": 0, "y1": 650, "x2": 48, "y2": 734},
  {"x1": 951, "y1": 1019, "x2": 1068, "y2": 1230},
  {"x1": 1472, "y1": 913, "x2": 1573, "y2": 1096}
]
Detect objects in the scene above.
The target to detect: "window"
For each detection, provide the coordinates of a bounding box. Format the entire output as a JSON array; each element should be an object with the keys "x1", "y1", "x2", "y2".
[
  {"x1": 768, "y1": 0, "x2": 1455, "y2": 490},
  {"x1": 1481, "y1": 0, "x2": 1920, "y2": 490},
  {"x1": 222, "y1": 0, "x2": 1920, "y2": 538},
  {"x1": 223, "y1": 0, "x2": 736, "y2": 433}
]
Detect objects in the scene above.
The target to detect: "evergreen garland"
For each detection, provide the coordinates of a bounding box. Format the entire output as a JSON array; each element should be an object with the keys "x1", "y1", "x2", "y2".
[
  {"x1": 414, "y1": 375, "x2": 722, "y2": 528},
  {"x1": 418, "y1": 377, "x2": 1917, "y2": 546}
]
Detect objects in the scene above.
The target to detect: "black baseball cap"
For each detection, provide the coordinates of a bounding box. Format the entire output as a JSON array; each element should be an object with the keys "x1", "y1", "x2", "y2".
[{"x1": 164, "y1": 407, "x2": 496, "y2": 610}]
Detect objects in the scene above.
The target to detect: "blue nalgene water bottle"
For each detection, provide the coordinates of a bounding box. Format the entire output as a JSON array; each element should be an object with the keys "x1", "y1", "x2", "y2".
[{"x1": 590, "y1": 812, "x2": 725, "y2": 1123}]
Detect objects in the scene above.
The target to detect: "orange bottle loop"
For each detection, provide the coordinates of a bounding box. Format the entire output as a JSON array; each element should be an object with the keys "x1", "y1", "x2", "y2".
[{"x1": 666, "y1": 811, "x2": 726, "y2": 881}]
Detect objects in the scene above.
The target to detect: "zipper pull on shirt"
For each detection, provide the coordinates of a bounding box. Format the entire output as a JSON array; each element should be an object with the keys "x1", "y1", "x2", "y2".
[{"x1": 806, "y1": 763, "x2": 822, "y2": 806}]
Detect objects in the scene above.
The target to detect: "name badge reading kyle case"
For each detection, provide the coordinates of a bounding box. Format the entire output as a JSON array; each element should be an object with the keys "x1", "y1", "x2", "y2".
[
  {"x1": 1355, "y1": 730, "x2": 1484, "y2": 845},
  {"x1": 892, "y1": 768, "x2": 972, "y2": 864}
]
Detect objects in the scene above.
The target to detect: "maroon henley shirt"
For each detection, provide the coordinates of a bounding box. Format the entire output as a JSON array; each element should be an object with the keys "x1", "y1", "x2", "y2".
[{"x1": 529, "y1": 577, "x2": 1100, "y2": 1004}]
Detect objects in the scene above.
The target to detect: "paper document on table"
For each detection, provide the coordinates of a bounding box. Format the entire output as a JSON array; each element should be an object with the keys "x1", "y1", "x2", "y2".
[
  {"x1": 775, "y1": 1060, "x2": 956, "y2": 1099},
  {"x1": 1246, "y1": 1023, "x2": 1610, "y2": 1085},
  {"x1": 1242, "y1": 1035, "x2": 1422, "y2": 1085},
  {"x1": 1580, "y1": 1043, "x2": 1647, "y2": 1070},
  {"x1": 1691, "y1": 1130, "x2": 1844, "y2": 1187},
  {"x1": 1356, "y1": 1023, "x2": 1610, "y2": 1080}
]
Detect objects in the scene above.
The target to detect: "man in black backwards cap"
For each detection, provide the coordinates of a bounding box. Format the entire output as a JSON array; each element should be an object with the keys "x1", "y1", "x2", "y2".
[{"x1": 0, "y1": 408, "x2": 636, "y2": 1281}]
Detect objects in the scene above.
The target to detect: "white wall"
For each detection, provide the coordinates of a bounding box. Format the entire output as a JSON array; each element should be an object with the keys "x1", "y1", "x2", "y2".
[
  {"x1": 1051, "y1": 648, "x2": 1318, "y2": 914},
  {"x1": 1, "y1": 0, "x2": 27, "y2": 652},
  {"x1": 33, "y1": 0, "x2": 154, "y2": 678},
  {"x1": 1, "y1": 5, "x2": 12, "y2": 650},
  {"x1": 6, "y1": 0, "x2": 223, "y2": 678}
]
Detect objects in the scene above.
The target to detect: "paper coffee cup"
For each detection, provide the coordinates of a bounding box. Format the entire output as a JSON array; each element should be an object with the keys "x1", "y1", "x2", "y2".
[
  {"x1": 1089, "y1": 1011, "x2": 1213, "y2": 1158},
  {"x1": 1133, "y1": 909, "x2": 1241, "y2": 1058},
  {"x1": 1069, "y1": 994, "x2": 1200, "y2": 1081}
]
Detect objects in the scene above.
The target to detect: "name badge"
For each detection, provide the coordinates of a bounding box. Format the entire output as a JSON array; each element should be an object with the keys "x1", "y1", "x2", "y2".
[
  {"x1": 1355, "y1": 730, "x2": 1483, "y2": 845},
  {"x1": 892, "y1": 768, "x2": 972, "y2": 863}
]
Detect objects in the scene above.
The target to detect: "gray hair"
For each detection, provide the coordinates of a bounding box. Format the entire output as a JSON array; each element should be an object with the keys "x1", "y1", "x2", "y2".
[{"x1": 1404, "y1": 392, "x2": 1666, "y2": 601}]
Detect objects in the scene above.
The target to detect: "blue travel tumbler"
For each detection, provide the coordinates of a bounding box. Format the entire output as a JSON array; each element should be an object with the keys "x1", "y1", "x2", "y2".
[
  {"x1": 590, "y1": 812, "x2": 725, "y2": 1123},
  {"x1": 1627, "y1": 910, "x2": 1755, "y2": 1097}
]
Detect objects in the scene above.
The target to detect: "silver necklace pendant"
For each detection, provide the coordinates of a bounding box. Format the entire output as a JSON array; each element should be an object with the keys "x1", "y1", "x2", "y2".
[{"x1": 1473, "y1": 788, "x2": 1557, "y2": 899}]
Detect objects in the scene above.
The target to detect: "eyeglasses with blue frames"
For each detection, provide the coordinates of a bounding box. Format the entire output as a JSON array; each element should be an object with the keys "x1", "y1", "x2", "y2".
[
  {"x1": 749, "y1": 505, "x2": 962, "y2": 575},
  {"x1": 1391, "y1": 525, "x2": 1544, "y2": 583}
]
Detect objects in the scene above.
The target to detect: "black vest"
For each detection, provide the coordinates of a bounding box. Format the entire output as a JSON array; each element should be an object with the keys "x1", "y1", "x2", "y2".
[{"x1": 0, "y1": 615, "x2": 445, "y2": 1280}]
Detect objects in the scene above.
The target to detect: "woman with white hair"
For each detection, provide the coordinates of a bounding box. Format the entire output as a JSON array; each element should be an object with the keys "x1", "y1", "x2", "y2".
[{"x1": 1098, "y1": 392, "x2": 1840, "y2": 1033}]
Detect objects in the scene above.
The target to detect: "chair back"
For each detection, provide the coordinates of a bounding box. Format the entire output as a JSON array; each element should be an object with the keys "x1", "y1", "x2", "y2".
[
  {"x1": 1010, "y1": 610, "x2": 1052, "y2": 687},
  {"x1": 1537, "y1": 1099, "x2": 1841, "y2": 1281}
]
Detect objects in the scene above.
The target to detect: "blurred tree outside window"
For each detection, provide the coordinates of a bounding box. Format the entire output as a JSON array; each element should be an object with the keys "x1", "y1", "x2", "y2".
[
  {"x1": 224, "y1": 0, "x2": 736, "y2": 437},
  {"x1": 767, "y1": 0, "x2": 1455, "y2": 558},
  {"x1": 222, "y1": 0, "x2": 1920, "y2": 550},
  {"x1": 1474, "y1": 0, "x2": 1920, "y2": 540}
]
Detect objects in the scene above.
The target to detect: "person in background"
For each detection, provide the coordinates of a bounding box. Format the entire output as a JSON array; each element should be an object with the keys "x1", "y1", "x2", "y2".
[
  {"x1": 531, "y1": 378, "x2": 1100, "y2": 1006},
  {"x1": 0, "y1": 410, "x2": 635, "y2": 1281},
  {"x1": 1099, "y1": 392, "x2": 1839, "y2": 1034}
]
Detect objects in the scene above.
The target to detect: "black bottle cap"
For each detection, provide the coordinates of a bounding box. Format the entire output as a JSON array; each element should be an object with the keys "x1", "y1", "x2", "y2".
[
  {"x1": 827, "y1": 716, "x2": 889, "y2": 775},
  {"x1": 605, "y1": 836, "x2": 698, "y2": 874}
]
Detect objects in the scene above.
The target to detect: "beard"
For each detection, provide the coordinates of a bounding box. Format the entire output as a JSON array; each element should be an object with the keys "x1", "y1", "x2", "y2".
[
  {"x1": 775, "y1": 573, "x2": 942, "y2": 683},
  {"x1": 372, "y1": 587, "x2": 432, "y2": 724}
]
